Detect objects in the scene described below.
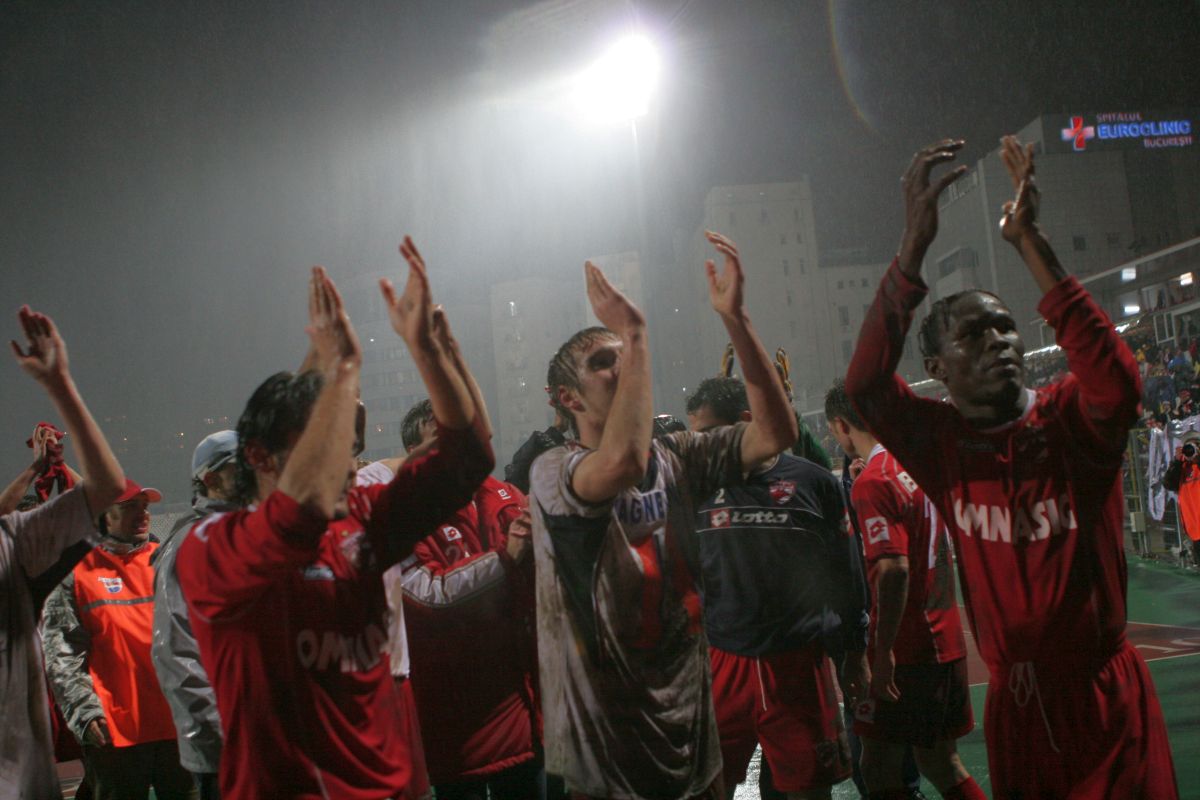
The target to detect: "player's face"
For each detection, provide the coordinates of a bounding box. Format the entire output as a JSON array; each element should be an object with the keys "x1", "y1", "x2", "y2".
[
  {"x1": 105, "y1": 497, "x2": 152, "y2": 543},
  {"x1": 930, "y1": 293, "x2": 1026, "y2": 410},
  {"x1": 569, "y1": 335, "x2": 623, "y2": 427}
]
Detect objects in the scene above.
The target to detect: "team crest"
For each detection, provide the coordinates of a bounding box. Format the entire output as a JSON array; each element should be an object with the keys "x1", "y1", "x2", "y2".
[
  {"x1": 710, "y1": 509, "x2": 731, "y2": 529},
  {"x1": 854, "y1": 698, "x2": 876, "y2": 723},
  {"x1": 98, "y1": 576, "x2": 122, "y2": 594},
  {"x1": 769, "y1": 480, "x2": 796, "y2": 505}
]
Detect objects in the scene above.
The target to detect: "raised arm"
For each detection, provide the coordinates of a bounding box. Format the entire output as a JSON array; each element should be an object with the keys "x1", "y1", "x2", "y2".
[
  {"x1": 998, "y1": 135, "x2": 1141, "y2": 428},
  {"x1": 569, "y1": 262, "x2": 653, "y2": 503},
  {"x1": 380, "y1": 236, "x2": 476, "y2": 433},
  {"x1": 10, "y1": 306, "x2": 124, "y2": 515},
  {"x1": 432, "y1": 306, "x2": 492, "y2": 439},
  {"x1": 704, "y1": 232, "x2": 797, "y2": 468},
  {"x1": 274, "y1": 267, "x2": 363, "y2": 518},
  {"x1": 845, "y1": 141, "x2": 964, "y2": 453}
]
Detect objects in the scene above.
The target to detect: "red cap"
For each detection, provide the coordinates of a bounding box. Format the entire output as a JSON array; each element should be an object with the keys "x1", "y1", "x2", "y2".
[{"x1": 113, "y1": 478, "x2": 163, "y2": 505}]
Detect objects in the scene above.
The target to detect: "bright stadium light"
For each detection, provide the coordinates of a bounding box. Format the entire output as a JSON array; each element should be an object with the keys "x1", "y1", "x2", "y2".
[{"x1": 573, "y1": 35, "x2": 659, "y2": 123}]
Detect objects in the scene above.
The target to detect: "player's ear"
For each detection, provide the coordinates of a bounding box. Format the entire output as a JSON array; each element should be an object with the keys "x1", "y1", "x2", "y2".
[
  {"x1": 556, "y1": 385, "x2": 584, "y2": 414},
  {"x1": 924, "y1": 355, "x2": 947, "y2": 383}
]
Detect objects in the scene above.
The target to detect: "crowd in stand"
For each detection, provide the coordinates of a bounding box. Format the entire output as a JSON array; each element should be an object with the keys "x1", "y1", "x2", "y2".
[{"x1": 1, "y1": 135, "x2": 1180, "y2": 800}]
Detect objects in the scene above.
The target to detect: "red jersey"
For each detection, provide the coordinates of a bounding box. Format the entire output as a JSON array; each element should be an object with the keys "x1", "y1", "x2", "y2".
[
  {"x1": 846, "y1": 263, "x2": 1141, "y2": 673},
  {"x1": 178, "y1": 424, "x2": 491, "y2": 800},
  {"x1": 851, "y1": 445, "x2": 965, "y2": 665},
  {"x1": 399, "y1": 476, "x2": 539, "y2": 783}
]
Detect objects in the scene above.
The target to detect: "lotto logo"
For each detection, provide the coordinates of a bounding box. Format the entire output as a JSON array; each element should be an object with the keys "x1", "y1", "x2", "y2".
[
  {"x1": 865, "y1": 516, "x2": 890, "y2": 544},
  {"x1": 854, "y1": 698, "x2": 876, "y2": 723},
  {"x1": 710, "y1": 509, "x2": 731, "y2": 529},
  {"x1": 98, "y1": 576, "x2": 123, "y2": 594},
  {"x1": 498, "y1": 489, "x2": 511, "y2": 500},
  {"x1": 442, "y1": 525, "x2": 463, "y2": 541}
]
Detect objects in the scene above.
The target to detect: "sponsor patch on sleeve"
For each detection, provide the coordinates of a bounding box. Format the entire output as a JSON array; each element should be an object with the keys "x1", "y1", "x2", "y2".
[{"x1": 865, "y1": 516, "x2": 890, "y2": 544}]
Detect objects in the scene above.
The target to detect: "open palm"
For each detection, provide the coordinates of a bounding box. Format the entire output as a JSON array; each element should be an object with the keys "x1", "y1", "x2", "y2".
[
  {"x1": 585, "y1": 261, "x2": 645, "y2": 334},
  {"x1": 10, "y1": 305, "x2": 68, "y2": 384},
  {"x1": 306, "y1": 266, "x2": 361, "y2": 370},
  {"x1": 381, "y1": 236, "x2": 435, "y2": 351},
  {"x1": 704, "y1": 231, "x2": 744, "y2": 318}
]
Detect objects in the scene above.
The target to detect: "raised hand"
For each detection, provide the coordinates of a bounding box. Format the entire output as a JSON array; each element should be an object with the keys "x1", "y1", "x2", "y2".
[
  {"x1": 585, "y1": 261, "x2": 645, "y2": 335},
  {"x1": 10, "y1": 306, "x2": 69, "y2": 385},
  {"x1": 305, "y1": 266, "x2": 362, "y2": 373},
  {"x1": 898, "y1": 139, "x2": 968, "y2": 273},
  {"x1": 381, "y1": 236, "x2": 435, "y2": 352},
  {"x1": 999, "y1": 135, "x2": 1041, "y2": 245},
  {"x1": 30, "y1": 424, "x2": 56, "y2": 471},
  {"x1": 430, "y1": 305, "x2": 459, "y2": 358},
  {"x1": 1000, "y1": 134, "x2": 1035, "y2": 190},
  {"x1": 704, "y1": 231, "x2": 745, "y2": 319}
]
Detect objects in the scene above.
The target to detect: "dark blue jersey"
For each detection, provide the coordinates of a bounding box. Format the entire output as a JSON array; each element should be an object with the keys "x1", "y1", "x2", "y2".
[{"x1": 696, "y1": 453, "x2": 869, "y2": 657}]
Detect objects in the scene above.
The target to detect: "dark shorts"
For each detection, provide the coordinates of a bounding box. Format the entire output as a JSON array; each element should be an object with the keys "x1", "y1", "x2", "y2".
[
  {"x1": 852, "y1": 657, "x2": 974, "y2": 749},
  {"x1": 711, "y1": 644, "x2": 851, "y2": 793}
]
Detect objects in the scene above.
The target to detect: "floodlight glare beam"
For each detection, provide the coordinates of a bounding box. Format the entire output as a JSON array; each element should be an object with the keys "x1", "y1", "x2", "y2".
[{"x1": 574, "y1": 35, "x2": 659, "y2": 123}]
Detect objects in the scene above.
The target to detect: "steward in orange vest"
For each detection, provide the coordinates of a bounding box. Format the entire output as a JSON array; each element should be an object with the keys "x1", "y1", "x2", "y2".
[{"x1": 41, "y1": 478, "x2": 197, "y2": 799}]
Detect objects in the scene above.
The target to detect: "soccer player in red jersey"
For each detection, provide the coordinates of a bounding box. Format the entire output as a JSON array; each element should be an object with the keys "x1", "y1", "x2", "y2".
[
  {"x1": 845, "y1": 136, "x2": 1178, "y2": 799},
  {"x1": 178, "y1": 241, "x2": 493, "y2": 800},
  {"x1": 826, "y1": 380, "x2": 984, "y2": 800}
]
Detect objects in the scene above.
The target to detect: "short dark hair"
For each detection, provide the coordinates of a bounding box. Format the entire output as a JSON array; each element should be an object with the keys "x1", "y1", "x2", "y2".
[
  {"x1": 824, "y1": 378, "x2": 865, "y2": 431},
  {"x1": 547, "y1": 327, "x2": 618, "y2": 436},
  {"x1": 401, "y1": 399, "x2": 434, "y2": 452},
  {"x1": 233, "y1": 370, "x2": 324, "y2": 505},
  {"x1": 685, "y1": 377, "x2": 749, "y2": 426},
  {"x1": 917, "y1": 289, "x2": 1003, "y2": 358}
]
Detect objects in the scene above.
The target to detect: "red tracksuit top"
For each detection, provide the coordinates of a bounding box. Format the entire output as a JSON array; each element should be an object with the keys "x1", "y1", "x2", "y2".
[
  {"x1": 846, "y1": 262, "x2": 1141, "y2": 676},
  {"x1": 399, "y1": 476, "x2": 538, "y2": 783},
  {"x1": 178, "y1": 424, "x2": 492, "y2": 800}
]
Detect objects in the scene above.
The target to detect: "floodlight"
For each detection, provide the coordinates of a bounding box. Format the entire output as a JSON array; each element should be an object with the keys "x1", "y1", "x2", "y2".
[
  {"x1": 1123, "y1": 304, "x2": 1140, "y2": 316},
  {"x1": 574, "y1": 35, "x2": 659, "y2": 123},
  {"x1": 1181, "y1": 272, "x2": 1194, "y2": 286}
]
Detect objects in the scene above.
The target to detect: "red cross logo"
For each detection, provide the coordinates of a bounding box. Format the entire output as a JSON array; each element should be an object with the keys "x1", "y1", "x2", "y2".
[{"x1": 1061, "y1": 116, "x2": 1096, "y2": 151}]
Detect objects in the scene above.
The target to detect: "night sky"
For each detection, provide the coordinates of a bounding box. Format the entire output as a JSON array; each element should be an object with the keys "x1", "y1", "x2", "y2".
[{"x1": 2, "y1": 0, "x2": 1198, "y2": 500}]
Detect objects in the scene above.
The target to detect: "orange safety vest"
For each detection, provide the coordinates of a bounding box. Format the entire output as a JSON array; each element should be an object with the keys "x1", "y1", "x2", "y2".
[
  {"x1": 71, "y1": 542, "x2": 177, "y2": 747},
  {"x1": 1177, "y1": 462, "x2": 1200, "y2": 543}
]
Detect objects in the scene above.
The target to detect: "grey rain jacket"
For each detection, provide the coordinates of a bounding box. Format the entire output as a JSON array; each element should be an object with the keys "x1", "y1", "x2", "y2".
[{"x1": 149, "y1": 495, "x2": 237, "y2": 773}]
